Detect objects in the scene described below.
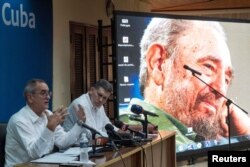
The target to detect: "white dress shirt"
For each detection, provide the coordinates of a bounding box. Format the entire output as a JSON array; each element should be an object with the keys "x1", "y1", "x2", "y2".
[
  {"x1": 4, "y1": 105, "x2": 83, "y2": 167},
  {"x1": 63, "y1": 93, "x2": 117, "y2": 137}
]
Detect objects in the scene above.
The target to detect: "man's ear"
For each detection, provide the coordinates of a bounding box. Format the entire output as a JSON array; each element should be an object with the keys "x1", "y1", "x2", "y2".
[
  {"x1": 26, "y1": 94, "x2": 33, "y2": 104},
  {"x1": 89, "y1": 87, "x2": 94, "y2": 95},
  {"x1": 146, "y1": 43, "x2": 168, "y2": 85}
]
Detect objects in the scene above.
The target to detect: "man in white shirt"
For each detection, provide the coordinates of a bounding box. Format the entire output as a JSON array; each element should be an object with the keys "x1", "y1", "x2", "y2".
[
  {"x1": 63, "y1": 79, "x2": 118, "y2": 138},
  {"x1": 4, "y1": 79, "x2": 86, "y2": 167}
]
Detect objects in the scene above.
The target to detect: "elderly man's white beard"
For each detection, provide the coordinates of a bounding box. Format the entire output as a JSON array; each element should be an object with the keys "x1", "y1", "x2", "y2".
[
  {"x1": 191, "y1": 116, "x2": 221, "y2": 140},
  {"x1": 161, "y1": 86, "x2": 222, "y2": 140}
]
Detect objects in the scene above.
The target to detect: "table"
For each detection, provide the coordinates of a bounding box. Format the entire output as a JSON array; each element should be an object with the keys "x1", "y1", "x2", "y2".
[{"x1": 15, "y1": 130, "x2": 176, "y2": 167}]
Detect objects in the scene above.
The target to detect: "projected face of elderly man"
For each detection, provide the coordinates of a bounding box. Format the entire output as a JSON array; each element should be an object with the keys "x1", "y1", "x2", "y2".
[{"x1": 140, "y1": 19, "x2": 233, "y2": 140}]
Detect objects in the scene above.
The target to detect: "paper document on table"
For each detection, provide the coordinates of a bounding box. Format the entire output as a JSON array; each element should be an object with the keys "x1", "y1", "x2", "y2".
[
  {"x1": 62, "y1": 147, "x2": 80, "y2": 156},
  {"x1": 62, "y1": 160, "x2": 96, "y2": 166},
  {"x1": 31, "y1": 152, "x2": 78, "y2": 164},
  {"x1": 62, "y1": 147, "x2": 92, "y2": 156}
]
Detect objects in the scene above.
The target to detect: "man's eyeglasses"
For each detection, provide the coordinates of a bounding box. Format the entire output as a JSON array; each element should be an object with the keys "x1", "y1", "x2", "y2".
[{"x1": 33, "y1": 90, "x2": 52, "y2": 98}]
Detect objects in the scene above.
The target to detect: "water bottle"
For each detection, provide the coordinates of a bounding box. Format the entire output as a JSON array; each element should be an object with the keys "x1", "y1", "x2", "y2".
[{"x1": 79, "y1": 133, "x2": 89, "y2": 162}]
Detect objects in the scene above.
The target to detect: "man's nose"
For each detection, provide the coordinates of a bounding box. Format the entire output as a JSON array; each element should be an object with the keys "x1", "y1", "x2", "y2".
[
  {"x1": 46, "y1": 95, "x2": 50, "y2": 100},
  {"x1": 98, "y1": 96, "x2": 104, "y2": 102},
  {"x1": 210, "y1": 74, "x2": 227, "y2": 97},
  {"x1": 45, "y1": 93, "x2": 51, "y2": 100}
]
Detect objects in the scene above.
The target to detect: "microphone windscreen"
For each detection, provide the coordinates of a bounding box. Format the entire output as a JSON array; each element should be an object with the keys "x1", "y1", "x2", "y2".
[
  {"x1": 114, "y1": 120, "x2": 128, "y2": 131},
  {"x1": 105, "y1": 123, "x2": 123, "y2": 140},
  {"x1": 183, "y1": 64, "x2": 188, "y2": 69},
  {"x1": 131, "y1": 104, "x2": 143, "y2": 114},
  {"x1": 105, "y1": 123, "x2": 114, "y2": 131},
  {"x1": 114, "y1": 120, "x2": 123, "y2": 128}
]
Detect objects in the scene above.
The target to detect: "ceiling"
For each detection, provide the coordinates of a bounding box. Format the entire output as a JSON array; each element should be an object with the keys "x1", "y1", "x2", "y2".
[{"x1": 146, "y1": 0, "x2": 250, "y2": 12}]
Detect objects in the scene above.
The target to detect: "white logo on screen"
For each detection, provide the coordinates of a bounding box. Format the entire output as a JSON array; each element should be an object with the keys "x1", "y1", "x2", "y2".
[
  {"x1": 123, "y1": 56, "x2": 129, "y2": 63},
  {"x1": 187, "y1": 144, "x2": 193, "y2": 150},
  {"x1": 122, "y1": 36, "x2": 129, "y2": 43},
  {"x1": 178, "y1": 145, "x2": 184, "y2": 152},
  {"x1": 124, "y1": 76, "x2": 129, "y2": 83},
  {"x1": 124, "y1": 98, "x2": 130, "y2": 102},
  {"x1": 205, "y1": 141, "x2": 211, "y2": 147},
  {"x1": 196, "y1": 142, "x2": 202, "y2": 149},
  {"x1": 121, "y1": 19, "x2": 128, "y2": 24},
  {"x1": 187, "y1": 127, "x2": 193, "y2": 133}
]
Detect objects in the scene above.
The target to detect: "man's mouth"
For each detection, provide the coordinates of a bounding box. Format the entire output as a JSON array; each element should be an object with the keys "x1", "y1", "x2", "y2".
[{"x1": 200, "y1": 101, "x2": 217, "y2": 115}]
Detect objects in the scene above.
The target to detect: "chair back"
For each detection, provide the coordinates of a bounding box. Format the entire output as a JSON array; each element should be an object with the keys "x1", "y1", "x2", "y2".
[{"x1": 0, "y1": 123, "x2": 7, "y2": 166}]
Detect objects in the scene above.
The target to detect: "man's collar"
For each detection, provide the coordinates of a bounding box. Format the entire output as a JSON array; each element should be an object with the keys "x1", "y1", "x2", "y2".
[{"x1": 25, "y1": 104, "x2": 46, "y2": 123}]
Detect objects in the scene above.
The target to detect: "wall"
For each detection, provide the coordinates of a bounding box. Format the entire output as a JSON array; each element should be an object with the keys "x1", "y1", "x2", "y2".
[{"x1": 52, "y1": 0, "x2": 150, "y2": 109}]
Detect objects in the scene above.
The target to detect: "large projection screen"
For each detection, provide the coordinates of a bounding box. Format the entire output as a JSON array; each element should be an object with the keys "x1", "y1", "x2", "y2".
[{"x1": 114, "y1": 11, "x2": 250, "y2": 160}]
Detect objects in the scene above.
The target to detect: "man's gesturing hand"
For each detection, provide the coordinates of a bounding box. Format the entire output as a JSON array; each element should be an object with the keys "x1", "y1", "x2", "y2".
[{"x1": 46, "y1": 106, "x2": 68, "y2": 131}]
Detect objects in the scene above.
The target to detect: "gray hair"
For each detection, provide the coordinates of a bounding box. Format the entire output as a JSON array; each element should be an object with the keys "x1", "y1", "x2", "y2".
[
  {"x1": 23, "y1": 79, "x2": 46, "y2": 99},
  {"x1": 139, "y1": 18, "x2": 226, "y2": 93},
  {"x1": 92, "y1": 79, "x2": 113, "y2": 93}
]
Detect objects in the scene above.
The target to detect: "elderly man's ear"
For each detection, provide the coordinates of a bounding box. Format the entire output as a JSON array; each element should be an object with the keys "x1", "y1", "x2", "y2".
[{"x1": 146, "y1": 43, "x2": 168, "y2": 85}]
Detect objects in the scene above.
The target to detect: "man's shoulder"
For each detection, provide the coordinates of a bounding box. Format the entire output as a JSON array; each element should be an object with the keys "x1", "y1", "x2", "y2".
[
  {"x1": 70, "y1": 93, "x2": 88, "y2": 105},
  {"x1": 7, "y1": 106, "x2": 30, "y2": 127},
  {"x1": 10, "y1": 106, "x2": 26, "y2": 119}
]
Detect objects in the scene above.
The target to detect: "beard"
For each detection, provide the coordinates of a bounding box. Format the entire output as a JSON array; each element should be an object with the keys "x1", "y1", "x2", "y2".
[
  {"x1": 190, "y1": 116, "x2": 221, "y2": 140},
  {"x1": 160, "y1": 81, "x2": 223, "y2": 140}
]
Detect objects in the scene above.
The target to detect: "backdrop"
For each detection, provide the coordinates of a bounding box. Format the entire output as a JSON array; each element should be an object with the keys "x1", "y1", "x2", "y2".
[{"x1": 0, "y1": 0, "x2": 52, "y2": 122}]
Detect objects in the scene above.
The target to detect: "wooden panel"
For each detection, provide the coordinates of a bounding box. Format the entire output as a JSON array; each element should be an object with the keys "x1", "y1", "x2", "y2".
[
  {"x1": 70, "y1": 22, "x2": 115, "y2": 120},
  {"x1": 149, "y1": 0, "x2": 250, "y2": 12},
  {"x1": 86, "y1": 27, "x2": 98, "y2": 88},
  {"x1": 74, "y1": 33, "x2": 84, "y2": 98},
  {"x1": 70, "y1": 22, "x2": 86, "y2": 100},
  {"x1": 98, "y1": 24, "x2": 115, "y2": 120},
  {"x1": 149, "y1": 0, "x2": 207, "y2": 10},
  {"x1": 70, "y1": 23, "x2": 101, "y2": 101}
]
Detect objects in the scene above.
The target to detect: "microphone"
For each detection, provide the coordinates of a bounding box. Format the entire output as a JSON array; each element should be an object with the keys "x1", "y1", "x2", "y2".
[
  {"x1": 105, "y1": 123, "x2": 122, "y2": 140},
  {"x1": 79, "y1": 121, "x2": 103, "y2": 136},
  {"x1": 183, "y1": 65, "x2": 202, "y2": 76},
  {"x1": 105, "y1": 123, "x2": 139, "y2": 147},
  {"x1": 129, "y1": 116, "x2": 159, "y2": 133},
  {"x1": 114, "y1": 120, "x2": 145, "y2": 138},
  {"x1": 131, "y1": 104, "x2": 158, "y2": 117}
]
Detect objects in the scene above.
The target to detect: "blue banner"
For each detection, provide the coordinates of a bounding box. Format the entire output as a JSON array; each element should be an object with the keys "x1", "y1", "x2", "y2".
[{"x1": 0, "y1": 0, "x2": 52, "y2": 122}]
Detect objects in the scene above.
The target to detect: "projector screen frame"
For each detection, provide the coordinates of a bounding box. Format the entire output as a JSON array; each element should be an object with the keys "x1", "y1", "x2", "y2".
[{"x1": 113, "y1": 10, "x2": 250, "y2": 161}]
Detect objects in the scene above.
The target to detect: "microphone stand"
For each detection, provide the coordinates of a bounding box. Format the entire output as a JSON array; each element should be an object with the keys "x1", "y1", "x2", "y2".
[
  {"x1": 142, "y1": 114, "x2": 148, "y2": 139},
  {"x1": 226, "y1": 99, "x2": 232, "y2": 150},
  {"x1": 191, "y1": 72, "x2": 248, "y2": 151},
  {"x1": 88, "y1": 132, "x2": 104, "y2": 158}
]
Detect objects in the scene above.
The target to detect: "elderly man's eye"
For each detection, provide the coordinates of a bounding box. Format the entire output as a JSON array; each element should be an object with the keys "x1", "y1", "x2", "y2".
[
  {"x1": 204, "y1": 64, "x2": 215, "y2": 71},
  {"x1": 225, "y1": 76, "x2": 232, "y2": 86}
]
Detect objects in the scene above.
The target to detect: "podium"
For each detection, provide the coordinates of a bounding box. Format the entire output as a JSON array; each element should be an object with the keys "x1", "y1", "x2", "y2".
[{"x1": 15, "y1": 130, "x2": 176, "y2": 167}]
